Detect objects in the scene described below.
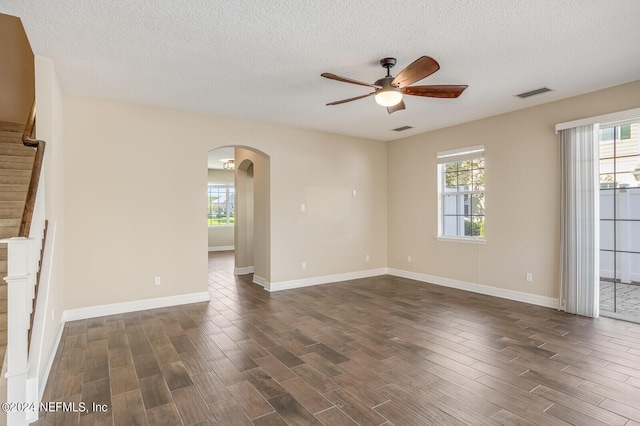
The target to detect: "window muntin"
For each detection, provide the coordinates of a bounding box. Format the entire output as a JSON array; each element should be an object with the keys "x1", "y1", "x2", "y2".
[
  {"x1": 438, "y1": 146, "x2": 485, "y2": 240},
  {"x1": 208, "y1": 184, "x2": 235, "y2": 226}
]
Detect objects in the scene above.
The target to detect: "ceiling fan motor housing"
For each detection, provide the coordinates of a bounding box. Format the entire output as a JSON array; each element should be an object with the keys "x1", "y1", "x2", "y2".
[
  {"x1": 375, "y1": 58, "x2": 402, "y2": 105},
  {"x1": 380, "y1": 57, "x2": 397, "y2": 70},
  {"x1": 374, "y1": 76, "x2": 402, "y2": 106},
  {"x1": 374, "y1": 76, "x2": 401, "y2": 95}
]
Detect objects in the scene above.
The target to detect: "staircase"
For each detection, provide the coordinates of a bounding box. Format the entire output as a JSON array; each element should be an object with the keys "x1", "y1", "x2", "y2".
[{"x1": 0, "y1": 120, "x2": 35, "y2": 366}]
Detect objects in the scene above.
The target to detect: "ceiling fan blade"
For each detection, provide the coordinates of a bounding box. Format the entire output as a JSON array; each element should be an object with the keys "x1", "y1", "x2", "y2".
[
  {"x1": 387, "y1": 100, "x2": 406, "y2": 114},
  {"x1": 402, "y1": 85, "x2": 468, "y2": 98},
  {"x1": 321, "y1": 73, "x2": 382, "y2": 89},
  {"x1": 326, "y1": 92, "x2": 375, "y2": 105},
  {"x1": 391, "y1": 56, "x2": 440, "y2": 88}
]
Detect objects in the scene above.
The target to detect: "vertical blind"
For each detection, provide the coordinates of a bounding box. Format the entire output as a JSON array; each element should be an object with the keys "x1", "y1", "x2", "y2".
[{"x1": 559, "y1": 125, "x2": 599, "y2": 317}]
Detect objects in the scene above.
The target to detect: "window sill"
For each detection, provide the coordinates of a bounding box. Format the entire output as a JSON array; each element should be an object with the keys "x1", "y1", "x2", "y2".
[
  {"x1": 436, "y1": 236, "x2": 486, "y2": 245},
  {"x1": 208, "y1": 224, "x2": 234, "y2": 229}
]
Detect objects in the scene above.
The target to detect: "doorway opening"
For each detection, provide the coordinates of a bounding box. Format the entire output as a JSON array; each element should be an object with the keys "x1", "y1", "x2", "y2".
[
  {"x1": 207, "y1": 146, "x2": 270, "y2": 286},
  {"x1": 599, "y1": 121, "x2": 640, "y2": 322},
  {"x1": 207, "y1": 147, "x2": 235, "y2": 253}
]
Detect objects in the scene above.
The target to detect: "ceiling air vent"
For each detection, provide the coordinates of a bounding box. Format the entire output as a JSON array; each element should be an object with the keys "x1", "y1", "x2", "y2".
[
  {"x1": 392, "y1": 125, "x2": 414, "y2": 132},
  {"x1": 516, "y1": 87, "x2": 552, "y2": 98}
]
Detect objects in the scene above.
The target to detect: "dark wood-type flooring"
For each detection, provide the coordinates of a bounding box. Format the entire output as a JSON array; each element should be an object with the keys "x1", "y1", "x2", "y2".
[{"x1": 34, "y1": 251, "x2": 640, "y2": 425}]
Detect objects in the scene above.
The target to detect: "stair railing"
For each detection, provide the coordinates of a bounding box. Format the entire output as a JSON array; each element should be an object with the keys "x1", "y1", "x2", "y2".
[
  {"x1": 20, "y1": 101, "x2": 46, "y2": 238},
  {"x1": 3, "y1": 100, "x2": 47, "y2": 425}
]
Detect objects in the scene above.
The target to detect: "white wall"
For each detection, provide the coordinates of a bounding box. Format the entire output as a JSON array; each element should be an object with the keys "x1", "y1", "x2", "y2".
[
  {"x1": 62, "y1": 95, "x2": 388, "y2": 309},
  {"x1": 33, "y1": 55, "x2": 65, "y2": 385},
  {"x1": 388, "y1": 80, "x2": 640, "y2": 300}
]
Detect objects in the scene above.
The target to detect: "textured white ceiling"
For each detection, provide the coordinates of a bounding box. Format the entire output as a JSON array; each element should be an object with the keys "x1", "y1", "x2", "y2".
[
  {"x1": 208, "y1": 147, "x2": 234, "y2": 170},
  {"x1": 3, "y1": 1, "x2": 640, "y2": 141}
]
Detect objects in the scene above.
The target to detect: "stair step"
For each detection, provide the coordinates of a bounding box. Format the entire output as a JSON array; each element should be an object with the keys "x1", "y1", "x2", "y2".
[
  {"x1": 0, "y1": 201, "x2": 25, "y2": 209},
  {"x1": 0, "y1": 196, "x2": 26, "y2": 205},
  {"x1": 0, "y1": 154, "x2": 33, "y2": 164},
  {"x1": 0, "y1": 208, "x2": 23, "y2": 219},
  {"x1": 0, "y1": 130, "x2": 23, "y2": 140},
  {"x1": 0, "y1": 145, "x2": 36, "y2": 157},
  {"x1": 0, "y1": 168, "x2": 31, "y2": 177},
  {"x1": 0, "y1": 183, "x2": 29, "y2": 192},
  {"x1": 0, "y1": 122, "x2": 25, "y2": 133},
  {"x1": 0, "y1": 159, "x2": 34, "y2": 170},
  {"x1": 0, "y1": 218, "x2": 20, "y2": 227},
  {"x1": 0, "y1": 175, "x2": 30, "y2": 185},
  {"x1": 0, "y1": 227, "x2": 20, "y2": 239},
  {"x1": 0, "y1": 190, "x2": 28, "y2": 201}
]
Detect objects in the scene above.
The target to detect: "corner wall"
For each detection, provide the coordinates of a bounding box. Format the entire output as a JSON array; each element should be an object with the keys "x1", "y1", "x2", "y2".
[
  {"x1": 387, "y1": 79, "x2": 640, "y2": 300},
  {"x1": 62, "y1": 95, "x2": 388, "y2": 308},
  {"x1": 33, "y1": 55, "x2": 65, "y2": 389},
  {"x1": 0, "y1": 14, "x2": 34, "y2": 123}
]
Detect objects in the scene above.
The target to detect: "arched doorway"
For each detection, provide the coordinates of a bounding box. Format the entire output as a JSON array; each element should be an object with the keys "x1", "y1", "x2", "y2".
[{"x1": 207, "y1": 146, "x2": 270, "y2": 286}]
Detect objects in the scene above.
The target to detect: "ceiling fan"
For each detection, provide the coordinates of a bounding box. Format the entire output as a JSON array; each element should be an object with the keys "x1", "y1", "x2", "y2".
[{"x1": 321, "y1": 56, "x2": 467, "y2": 114}]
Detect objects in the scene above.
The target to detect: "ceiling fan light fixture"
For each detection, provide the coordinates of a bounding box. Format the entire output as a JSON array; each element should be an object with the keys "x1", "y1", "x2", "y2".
[
  {"x1": 375, "y1": 89, "x2": 403, "y2": 107},
  {"x1": 222, "y1": 159, "x2": 235, "y2": 170}
]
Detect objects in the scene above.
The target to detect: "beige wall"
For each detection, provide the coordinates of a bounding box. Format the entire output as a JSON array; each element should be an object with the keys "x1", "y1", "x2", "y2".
[
  {"x1": 63, "y1": 97, "x2": 209, "y2": 309},
  {"x1": 62, "y1": 95, "x2": 388, "y2": 308},
  {"x1": 207, "y1": 169, "x2": 234, "y2": 183},
  {"x1": 268, "y1": 129, "x2": 388, "y2": 282},
  {"x1": 0, "y1": 14, "x2": 34, "y2": 123},
  {"x1": 59, "y1": 69, "x2": 639, "y2": 310},
  {"x1": 388, "y1": 80, "x2": 640, "y2": 299},
  {"x1": 234, "y1": 147, "x2": 271, "y2": 281}
]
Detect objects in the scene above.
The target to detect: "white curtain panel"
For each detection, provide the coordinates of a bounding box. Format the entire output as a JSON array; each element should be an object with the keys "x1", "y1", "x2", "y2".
[{"x1": 559, "y1": 125, "x2": 599, "y2": 318}]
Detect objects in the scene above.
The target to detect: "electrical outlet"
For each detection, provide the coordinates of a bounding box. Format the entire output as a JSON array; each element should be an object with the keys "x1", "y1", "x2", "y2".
[
  {"x1": 154, "y1": 276, "x2": 161, "y2": 286},
  {"x1": 353, "y1": 189, "x2": 357, "y2": 197},
  {"x1": 365, "y1": 254, "x2": 370, "y2": 262},
  {"x1": 525, "y1": 273, "x2": 533, "y2": 282},
  {"x1": 300, "y1": 204, "x2": 306, "y2": 213},
  {"x1": 407, "y1": 255, "x2": 412, "y2": 262},
  {"x1": 302, "y1": 262, "x2": 307, "y2": 270}
]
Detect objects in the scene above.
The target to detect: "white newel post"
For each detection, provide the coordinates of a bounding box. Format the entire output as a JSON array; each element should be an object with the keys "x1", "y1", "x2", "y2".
[
  {"x1": 5, "y1": 238, "x2": 34, "y2": 425},
  {"x1": 4, "y1": 176, "x2": 46, "y2": 425}
]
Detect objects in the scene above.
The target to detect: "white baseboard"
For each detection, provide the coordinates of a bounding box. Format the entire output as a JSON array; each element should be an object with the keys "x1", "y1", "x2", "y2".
[
  {"x1": 388, "y1": 268, "x2": 558, "y2": 309},
  {"x1": 263, "y1": 268, "x2": 388, "y2": 292},
  {"x1": 208, "y1": 246, "x2": 234, "y2": 252},
  {"x1": 235, "y1": 266, "x2": 254, "y2": 275},
  {"x1": 254, "y1": 268, "x2": 556, "y2": 309},
  {"x1": 62, "y1": 292, "x2": 210, "y2": 322},
  {"x1": 253, "y1": 274, "x2": 268, "y2": 288},
  {"x1": 36, "y1": 320, "x2": 64, "y2": 401}
]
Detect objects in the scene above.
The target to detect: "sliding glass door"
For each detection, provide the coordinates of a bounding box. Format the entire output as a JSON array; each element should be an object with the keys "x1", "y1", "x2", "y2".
[{"x1": 599, "y1": 122, "x2": 640, "y2": 321}]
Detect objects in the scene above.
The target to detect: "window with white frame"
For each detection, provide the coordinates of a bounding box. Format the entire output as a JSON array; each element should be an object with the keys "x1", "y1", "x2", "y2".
[
  {"x1": 208, "y1": 184, "x2": 235, "y2": 226},
  {"x1": 437, "y1": 145, "x2": 485, "y2": 240}
]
